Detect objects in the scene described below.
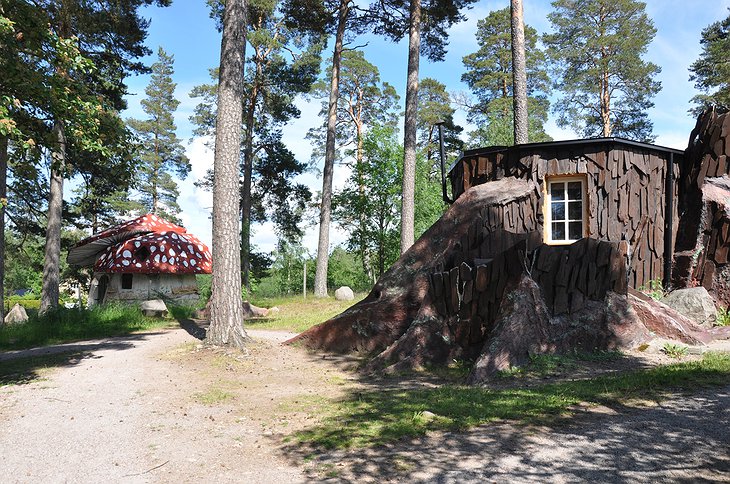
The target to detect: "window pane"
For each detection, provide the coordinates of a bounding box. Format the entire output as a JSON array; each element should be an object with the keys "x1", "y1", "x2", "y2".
[
  {"x1": 552, "y1": 222, "x2": 566, "y2": 240},
  {"x1": 550, "y1": 182, "x2": 565, "y2": 201},
  {"x1": 551, "y1": 201, "x2": 565, "y2": 221},
  {"x1": 569, "y1": 221, "x2": 583, "y2": 240},
  {"x1": 568, "y1": 201, "x2": 582, "y2": 220},
  {"x1": 567, "y1": 181, "x2": 582, "y2": 200},
  {"x1": 121, "y1": 273, "x2": 133, "y2": 290}
]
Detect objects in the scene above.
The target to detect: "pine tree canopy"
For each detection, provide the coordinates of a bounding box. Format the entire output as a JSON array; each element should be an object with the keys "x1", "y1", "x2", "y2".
[
  {"x1": 127, "y1": 47, "x2": 190, "y2": 223},
  {"x1": 461, "y1": 7, "x2": 551, "y2": 147},
  {"x1": 689, "y1": 8, "x2": 730, "y2": 115},
  {"x1": 544, "y1": 0, "x2": 661, "y2": 142}
]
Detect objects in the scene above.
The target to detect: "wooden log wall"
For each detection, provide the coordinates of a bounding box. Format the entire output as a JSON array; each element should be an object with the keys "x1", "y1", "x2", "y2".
[
  {"x1": 429, "y1": 238, "x2": 628, "y2": 348},
  {"x1": 449, "y1": 141, "x2": 679, "y2": 290},
  {"x1": 530, "y1": 239, "x2": 628, "y2": 315}
]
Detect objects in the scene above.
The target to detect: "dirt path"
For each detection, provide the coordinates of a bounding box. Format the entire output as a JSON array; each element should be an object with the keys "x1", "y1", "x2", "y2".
[
  {"x1": 1, "y1": 327, "x2": 729, "y2": 483},
  {"x1": 0, "y1": 328, "x2": 340, "y2": 483}
]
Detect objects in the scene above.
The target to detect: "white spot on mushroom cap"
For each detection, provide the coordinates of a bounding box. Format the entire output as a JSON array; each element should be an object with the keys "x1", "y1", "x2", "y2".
[{"x1": 123, "y1": 250, "x2": 132, "y2": 258}]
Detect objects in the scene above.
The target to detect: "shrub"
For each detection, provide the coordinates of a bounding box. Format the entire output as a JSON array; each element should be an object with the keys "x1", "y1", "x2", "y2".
[
  {"x1": 715, "y1": 306, "x2": 730, "y2": 326},
  {"x1": 662, "y1": 342, "x2": 688, "y2": 359}
]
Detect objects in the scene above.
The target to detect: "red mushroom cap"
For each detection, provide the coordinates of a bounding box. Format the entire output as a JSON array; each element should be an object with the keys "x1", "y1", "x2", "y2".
[
  {"x1": 68, "y1": 214, "x2": 187, "y2": 266},
  {"x1": 93, "y1": 231, "x2": 212, "y2": 274}
]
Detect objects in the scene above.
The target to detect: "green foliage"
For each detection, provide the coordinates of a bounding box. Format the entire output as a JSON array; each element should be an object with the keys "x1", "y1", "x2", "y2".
[
  {"x1": 0, "y1": 304, "x2": 174, "y2": 351},
  {"x1": 327, "y1": 246, "x2": 371, "y2": 292},
  {"x1": 662, "y1": 342, "x2": 689, "y2": 359},
  {"x1": 544, "y1": 0, "x2": 660, "y2": 141},
  {"x1": 295, "y1": 352, "x2": 730, "y2": 449},
  {"x1": 715, "y1": 306, "x2": 730, "y2": 327},
  {"x1": 461, "y1": 8, "x2": 551, "y2": 147},
  {"x1": 414, "y1": 153, "x2": 446, "y2": 239},
  {"x1": 417, "y1": 78, "x2": 462, "y2": 164},
  {"x1": 255, "y1": 237, "x2": 313, "y2": 297},
  {"x1": 639, "y1": 279, "x2": 665, "y2": 300},
  {"x1": 127, "y1": 47, "x2": 190, "y2": 223},
  {"x1": 333, "y1": 125, "x2": 402, "y2": 281},
  {"x1": 689, "y1": 9, "x2": 730, "y2": 114}
]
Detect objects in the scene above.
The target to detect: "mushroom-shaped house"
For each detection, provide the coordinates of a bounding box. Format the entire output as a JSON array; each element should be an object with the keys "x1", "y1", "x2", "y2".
[{"x1": 68, "y1": 214, "x2": 212, "y2": 305}]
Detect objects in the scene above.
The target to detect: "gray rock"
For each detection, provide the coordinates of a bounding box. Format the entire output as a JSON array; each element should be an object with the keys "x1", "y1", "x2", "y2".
[
  {"x1": 4, "y1": 303, "x2": 29, "y2": 325},
  {"x1": 661, "y1": 287, "x2": 717, "y2": 328},
  {"x1": 334, "y1": 286, "x2": 354, "y2": 301},
  {"x1": 140, "y1": 299, "x2": 168, "y2": 318}
]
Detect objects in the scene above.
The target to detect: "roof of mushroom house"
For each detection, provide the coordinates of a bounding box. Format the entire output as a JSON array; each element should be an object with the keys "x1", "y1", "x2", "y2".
[
  {"x1": 93, "y1": 230, "x2": 212, "y2": 274},
  {"x1": 68, "y1": 214, "x2": 187, "y2": 266}
]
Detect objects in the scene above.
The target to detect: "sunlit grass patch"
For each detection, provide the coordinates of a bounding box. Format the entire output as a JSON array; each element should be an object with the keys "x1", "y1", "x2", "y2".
[
  {"x1": 244, "y1": 295, "x2": 364, "y2": 333},
  {"x1": 295, "y1": 352, "x2": 730, "y2": 449},
  {"x1": 0, "y1": 304, "x2": 176, "y2": 351}
]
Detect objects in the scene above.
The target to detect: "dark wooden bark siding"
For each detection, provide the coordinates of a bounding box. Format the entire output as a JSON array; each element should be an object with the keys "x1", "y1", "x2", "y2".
[
  {"x1": 673, "y1": 110, "x2": 730, "y2": 306},
  {"x1": 449, "y1": 140, "x2": 680, "y2": 290}
]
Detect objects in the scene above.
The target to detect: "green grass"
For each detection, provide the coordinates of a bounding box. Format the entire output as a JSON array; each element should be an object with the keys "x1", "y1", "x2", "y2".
[
  {"x1": 0, "y1": 351, "x2": 90, "y2": 387},
  {"x1": 295, "y1": 352, "x2": 730, "y2": 449},
  {"x1": 0, "y1": 304, "x2": 176, "y2": 350},
  {"x1": 244, "y1": 295, "x2": 364, "y2": 333},
  {"x1": 716, "y1": 306, "x2": 730, "y2": 326},
  {"x1": 194, "y1": 387, "x2": 236, "y2": 405}
]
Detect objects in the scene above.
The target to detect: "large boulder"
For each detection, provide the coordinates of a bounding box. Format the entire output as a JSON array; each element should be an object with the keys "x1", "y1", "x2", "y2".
[
  {"x1": 140, "y1": 299, "x2": 168, "y2": 318},
  {"x1": 661, "y1": 287, "x2": 717, "y2": 328},
  {"x1": 334, "y1": 286, "x2": 354, "y2": 301},
  {"x1": 4, "y1": 303, "x2": 29, "y2": 325}
]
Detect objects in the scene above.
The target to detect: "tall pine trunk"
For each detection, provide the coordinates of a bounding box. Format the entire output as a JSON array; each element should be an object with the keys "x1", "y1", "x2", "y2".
[
  {"x1": 40, "y1": 122, "x2": 66, "y2": 314},
  {"x1": 511, "y1": 0, "x2": 528, "y2": 145},
  {"x1": 0, "y1": 136, "x2": 7, "y2": 320},
  {"x1": 207, "y1": 0, "x2": 249, "y2": 348},
  {"x1": 400, "y1": 0, "x2": 420, "y2": 254},
  {"x1": 241, "y1": 82, "x2": 258, "y2": 294},
  {"x1": 314, "y1": 0, "x2": 349, "y2": 298}
]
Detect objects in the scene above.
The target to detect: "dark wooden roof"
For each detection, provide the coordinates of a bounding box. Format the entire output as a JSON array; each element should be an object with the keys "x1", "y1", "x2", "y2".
[{"x1": 451, "y1": 137, "x2": 684, "y2": 174}]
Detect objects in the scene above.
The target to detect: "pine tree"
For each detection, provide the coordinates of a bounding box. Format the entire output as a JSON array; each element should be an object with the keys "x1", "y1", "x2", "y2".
[
  {"x1": 461, "y1": 7, "x2": 551, "y2": 147},
  {"x1": 416, "y1": 77, "x2": 462, "y2": 170},
  {"x1": 544, "y1": 0, "x2": 661, "y2": 141},
  {"x1": 368, "y1": 0, "x2": 476, "y2": 253},
  {"x1": 511, "y1": 0, "x2": 528, "y2": 144},
  {"x1": 689, "y1": 9, "x2": 730, "y2": 115},
  {"x1": 192, "y1": 0, "x2": 320, "y2": 291},
  {"x1": 308, "y1": 50, "x2": 399, "y2": 283},
  {"x1": 208, "y1": 0, "x2": 249, "y2": 348},
  {"x1": 127, "y1": 48, "x2": 190, "y2": 223}
]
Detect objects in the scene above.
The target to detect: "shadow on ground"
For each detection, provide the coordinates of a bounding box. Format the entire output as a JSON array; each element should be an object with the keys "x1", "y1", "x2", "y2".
[
  {"x1": 177, "y1": 318, "x2": 207, "y2": 340},
  {"x1": 277, "y1": 348, "x2": 730, "y2": 483},
  {"x1": 0, "y1": 351, "x2": 100, "y2": 387}
]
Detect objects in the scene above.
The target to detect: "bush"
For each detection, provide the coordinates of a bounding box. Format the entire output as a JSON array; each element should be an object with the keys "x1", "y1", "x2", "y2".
[{"x1": 6, "y1": 297, "x2": 41, "y2": 311}]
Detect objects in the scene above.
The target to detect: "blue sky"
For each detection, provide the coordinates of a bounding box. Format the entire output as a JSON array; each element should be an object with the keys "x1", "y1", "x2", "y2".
[{"x1": 121, "y1": 0, "x2": 730, "y2": 254}]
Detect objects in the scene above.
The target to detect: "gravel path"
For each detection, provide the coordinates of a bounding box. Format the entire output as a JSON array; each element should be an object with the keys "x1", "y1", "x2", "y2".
[
  {"x1": 0, "y1": 328, "x2": 305, "y2": 483},
  {"x1": 311, "y1": 386, "x2": 730, "y2": 483},
  {"x1": 1, "y1": 327, "x2": 728, "y2": 483}
]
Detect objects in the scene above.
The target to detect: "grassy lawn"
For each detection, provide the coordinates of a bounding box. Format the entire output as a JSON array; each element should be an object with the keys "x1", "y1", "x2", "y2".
[
  {"x1": 294, "y1": 352, "x2": 730, "y2": 449},
  {"x1": 245, "y1": 295, "x2": 364, "y2": 333},
  {"x1": 0, "y1": 304, "x2": 179, "y2": 351}
]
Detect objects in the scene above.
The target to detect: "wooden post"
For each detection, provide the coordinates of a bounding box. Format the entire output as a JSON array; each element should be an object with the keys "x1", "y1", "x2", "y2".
[{"x1": 303, "y1": 259, "x2": 307, "y2": 299}]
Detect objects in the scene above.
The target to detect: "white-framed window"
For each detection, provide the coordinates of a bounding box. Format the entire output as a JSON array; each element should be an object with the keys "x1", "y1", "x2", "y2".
[{"x1": 545, "y1": 176, "x2": 587, "y2": 244}]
